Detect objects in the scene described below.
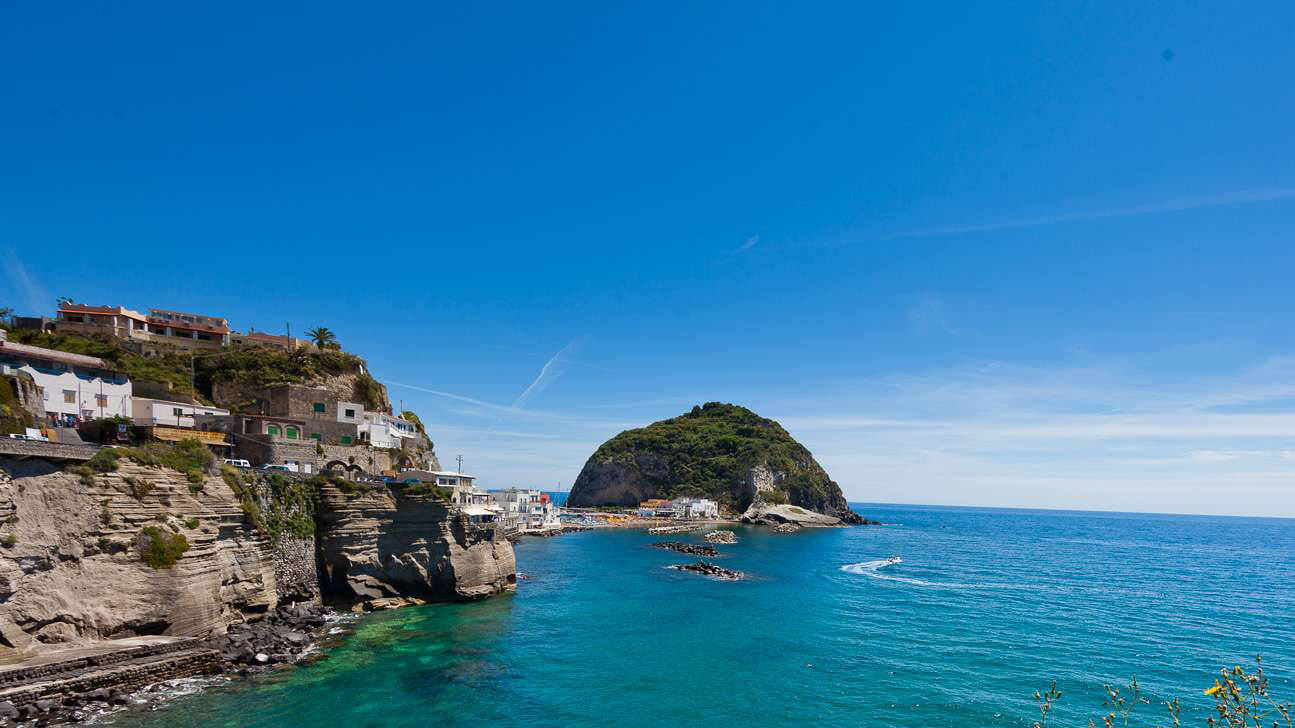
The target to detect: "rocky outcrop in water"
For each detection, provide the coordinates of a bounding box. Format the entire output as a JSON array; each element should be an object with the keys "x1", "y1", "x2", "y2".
[
  {"x1": 703, "y1": 530, "x2": 737, "y2": 544},
  {"x1": 669, "y1": 561, "x2": 742, "y2": 580},
  {"x1": 568, "y1": 402, "x2": 862, "y2": 523},
  {"x1": 651, "y1": 542, "x2": 718, "y2": 556},
  {"x1": 315, "y1": 483, "x2": 516, "y2": 602}
]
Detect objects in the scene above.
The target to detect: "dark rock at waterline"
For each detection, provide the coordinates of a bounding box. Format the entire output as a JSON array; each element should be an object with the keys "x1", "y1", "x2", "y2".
[
  {"x1": 651, "y1": 541, "x2": 718, "y2": 556},
  {"x1": 669, "y1": 560, "x2": 742, "y2": 580}
]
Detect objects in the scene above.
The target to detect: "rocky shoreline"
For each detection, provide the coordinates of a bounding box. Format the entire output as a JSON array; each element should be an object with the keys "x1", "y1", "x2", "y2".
[
  {"x1": 0, "y1": 604, "x2": 344, "y2": 727},
  {"x1": 651, "y1": 541, "x2": 718, "y2": 556}
]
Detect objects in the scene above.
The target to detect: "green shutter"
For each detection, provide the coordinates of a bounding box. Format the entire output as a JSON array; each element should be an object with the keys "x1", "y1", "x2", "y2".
[
  {"x1": 310, "y1": 433, "x2": 321, "y2": 441},
  {"x1": 313, "y1": 403, "x2": 326, "y2": 413},
  {"x1": 340, "y1": 436, "x2": 352, "y2": 445}
]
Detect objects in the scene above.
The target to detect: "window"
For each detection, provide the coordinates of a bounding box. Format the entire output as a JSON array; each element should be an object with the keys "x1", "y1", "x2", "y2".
[
  {"x1": 340, "y1": 435, "x2": 352, "y2": 445},
  {"x1": 63, "y1": 390, "x2": 75, "y2": 404},
  {"x1": 95, "y1": 394, "x2": 108, "y2": 408},
  {"x1": 173, "y1": 408, "x2": 185, "y2": 417},
  {"x1": 312, "y1": 403, "x2": 326, "y2": 413},
  {"x1": 310, "y1": 432, "x2": 322, "y2": 441},
  {"x1": 344, "y1": 408, "x2": 355, "y2": 418},
  {"x1": 267, "y1": 424, "x2": 281, "y2": 437},
  {"x1": 285, "y1": 426, "x2": 300, "y2": 440}
]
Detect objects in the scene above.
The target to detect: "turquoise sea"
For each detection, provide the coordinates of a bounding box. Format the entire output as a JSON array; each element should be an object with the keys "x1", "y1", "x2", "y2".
[{"x1": 105, "y1": 504, "x2": 1295, "y2": 727}]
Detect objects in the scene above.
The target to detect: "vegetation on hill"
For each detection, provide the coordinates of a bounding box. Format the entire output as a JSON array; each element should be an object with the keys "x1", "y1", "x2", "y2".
[
  {"x1": 1, "y1": 324, "x2": 374, "y2": 406},
  {"x1": 575, "y1": 402, "x2": 844, "y2": 511},
  {"x1": 3, "y1": 327, "x2": 201, "y2": 400}
]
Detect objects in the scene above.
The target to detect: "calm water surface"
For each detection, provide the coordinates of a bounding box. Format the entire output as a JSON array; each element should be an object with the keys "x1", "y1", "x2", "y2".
[{"x1": 105, "y1": 505, "x2": 1295, "y2": 727}]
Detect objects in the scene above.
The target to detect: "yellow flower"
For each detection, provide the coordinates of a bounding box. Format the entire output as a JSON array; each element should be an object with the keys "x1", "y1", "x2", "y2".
[{"x1": 1204, "y1": 681, "x2": 1223, "y2": 697}]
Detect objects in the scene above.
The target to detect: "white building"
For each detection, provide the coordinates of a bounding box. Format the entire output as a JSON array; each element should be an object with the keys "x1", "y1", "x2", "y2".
[
  {"x1": 0, "y1": 331, "x2": 132, "y2": 425},
  {"x1": 359, "y1": 411, "x2": 418, "y2": 449},
  {"x1": 131, "y1": 397, "x2": 229, "y2": 428},
  {"x1": 336, "y1": 400, "x2": 364, "y2": 426},
  {"x1": 673, "y1": 497, "x2": 719, "y2": 520},
  {"x1": 490, "y1": 489, "x2": 561, "y2": 533}
]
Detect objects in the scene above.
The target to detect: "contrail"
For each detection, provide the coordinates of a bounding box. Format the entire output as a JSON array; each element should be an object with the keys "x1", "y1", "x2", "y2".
[
  {"x1": 736, "y1": 234, "x2": 759, "y2": 252},
  {"x1": 866, "y1": 187, "x2": 1295, "y2": 242},
  {"x1": 513, "y1": 339, "x2": 583, "y2": 409}
]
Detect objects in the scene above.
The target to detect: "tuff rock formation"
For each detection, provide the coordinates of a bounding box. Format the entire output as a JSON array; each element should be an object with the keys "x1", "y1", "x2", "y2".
[
  {"x1": 0, "y1": 457, "x2": 516, "y2": 661},
  {"x1": 315, "y1": 484, "x2": 516, "y2": 602}
]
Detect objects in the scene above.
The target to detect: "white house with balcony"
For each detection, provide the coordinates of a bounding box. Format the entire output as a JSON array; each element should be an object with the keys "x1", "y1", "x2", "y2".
[
  {"x1": 490, "y1": 488, "x2": 561, "y2": 533},
  {"x1": 131, "y1": 397, "x2": 229, "y2": 428},
  {"x1": 0, "y1": 331, "x2": 132, "y2": 425},
  {"x1": 359, "y1": 411, "x2": 418, "y2": 449}
]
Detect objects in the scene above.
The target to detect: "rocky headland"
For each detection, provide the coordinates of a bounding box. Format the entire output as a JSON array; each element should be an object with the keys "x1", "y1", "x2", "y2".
[
  {"x1": 0, "y1": 443, "x2": 515, "y2": 721},
  {"x1": 568, "y1": 402, "x2": 863, "y2": 525}
]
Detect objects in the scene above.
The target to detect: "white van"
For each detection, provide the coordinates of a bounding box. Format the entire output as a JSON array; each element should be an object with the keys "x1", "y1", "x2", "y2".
[{"x1": 223, "y1": 458, "x2": 252, "y2": 468}]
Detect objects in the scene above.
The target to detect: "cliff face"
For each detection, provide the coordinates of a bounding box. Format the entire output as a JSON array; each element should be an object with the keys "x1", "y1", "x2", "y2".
[
  {"x1": 568, "y1": 402, "x2": 861, "y2": 523},
  {"x1": 316, "y1": 484, "x2": 516, "y2": 602},
  {"x1": 0, "y1": 457, "x2": 516, "y2": 660},
  {"x1": 0, "y1": 460, "x2": 279, "y2": 657}
]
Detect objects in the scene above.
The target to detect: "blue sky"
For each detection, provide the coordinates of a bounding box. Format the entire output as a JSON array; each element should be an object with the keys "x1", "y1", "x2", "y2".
[{"x1": 4, "y1": 2, "x2": 1295, "y2": 516}]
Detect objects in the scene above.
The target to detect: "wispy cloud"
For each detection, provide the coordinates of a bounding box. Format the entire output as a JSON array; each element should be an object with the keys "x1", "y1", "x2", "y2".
[
  {"x1": 736, "y1": 234, "x2": 759, "y2": 253},
  {"x1": 2, "y1": 256, "x2": 49, "y2": 313},
  {"x1": 765, "y1": 354, "x2": 1295, "y2": 517},
  {"x1": 863, "y1": 187, "x2": 1295, "y2": 242},
  {"x1": 512, "y1": 338, "x2": 583, "y2": 409}
]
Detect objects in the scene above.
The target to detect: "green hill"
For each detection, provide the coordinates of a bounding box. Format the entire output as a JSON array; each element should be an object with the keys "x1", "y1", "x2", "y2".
[{"x1": 567, "y1": 402, "x2": 861, "y2": 522}]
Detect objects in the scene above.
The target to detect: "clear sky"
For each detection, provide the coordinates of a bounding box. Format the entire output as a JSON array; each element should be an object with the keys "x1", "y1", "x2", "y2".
[{"x1": 4, "y1": 2, "x2": 1295, "y2": 517}]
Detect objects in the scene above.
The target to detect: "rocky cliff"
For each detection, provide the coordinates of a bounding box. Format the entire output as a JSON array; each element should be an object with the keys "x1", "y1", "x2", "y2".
[
  {"x1": 316, "y1": 484, "x2": 515, "y2": 602},
  {"x1": 0, "y1": 459, "x2": 279, "y2": 656},
  {"x1": 568, "y1": 402, "x2": 861, "y2": 523},
  {"x1": 0, "y1": 453, "x2": 515, "y2": 661}
]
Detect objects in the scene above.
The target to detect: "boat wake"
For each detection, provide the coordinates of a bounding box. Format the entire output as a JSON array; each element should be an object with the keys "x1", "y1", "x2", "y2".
[{"x1": 839, "y1": 558, "x2": 1024, "y2": 590}]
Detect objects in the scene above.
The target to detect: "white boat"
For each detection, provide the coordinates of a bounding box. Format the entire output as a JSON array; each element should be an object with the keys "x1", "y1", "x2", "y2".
[{"x1": 885, "y1": 556, "x2": 902, "y2": 565}]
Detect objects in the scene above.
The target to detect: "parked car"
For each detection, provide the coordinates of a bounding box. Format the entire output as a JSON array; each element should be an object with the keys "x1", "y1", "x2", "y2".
[
  {"x1": 259, "y1": 464, "x2": 293, "y2": 472},
  {"x1": 6, "y1": 434, "x2": 31, "y2": 441},
  {"x1": 223, "y1": 458, "x2": 252, "y2": 468}
]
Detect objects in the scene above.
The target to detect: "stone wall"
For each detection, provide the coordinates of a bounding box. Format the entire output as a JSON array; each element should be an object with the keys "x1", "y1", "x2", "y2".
[{"x1": 271, "y1": 539, "x2": 318, "y2": 604}]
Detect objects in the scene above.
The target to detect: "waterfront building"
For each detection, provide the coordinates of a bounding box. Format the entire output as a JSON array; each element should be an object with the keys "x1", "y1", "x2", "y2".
[
  {"x1": 673, "y1": 497, "x2": 719, "y2": 520},
  {"x1": 490, "y1": 489, "x2": 561, "y2": 533},
  {"x1": 0, "y1": 330, "x2": 131, "y2": 425},
  {"x1": 637, "y1": 498, "x2": 677, "y2": 518}
]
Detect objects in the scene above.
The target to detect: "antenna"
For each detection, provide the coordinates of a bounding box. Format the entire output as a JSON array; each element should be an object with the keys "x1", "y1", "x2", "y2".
[{"x1": 457, "y1": 454, "x2": 463, "y2": 474}]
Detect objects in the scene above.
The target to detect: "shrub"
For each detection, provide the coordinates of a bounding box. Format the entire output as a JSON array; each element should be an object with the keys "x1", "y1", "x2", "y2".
[
  {"x1": 405, "y1": 482, "x2": 453, "y2": 501},
  {"x1": 762, "y1": 489, "x2": 788, "y2": 505},
  {"x1": 138, "y1": 526, "x2": 189, "y2": 568},
  {"x1": 71, "y1": 465, "x2": 97, "y2": 487},
  {"x1": 124, "y1": 476, "x2": 154, "y2": 499},
  {"x1": 85, "y1": 447, "x2": 123, "y2": 473},
  {"x1": 1, "y1": 534, "x2": 16, "y2": 548},
  {"x1": 1030, "y1": 657, "x2": 1290, "y2": 728},
  {"x1": 184, "y1": 517, "x2": 199, "y2": 529}
]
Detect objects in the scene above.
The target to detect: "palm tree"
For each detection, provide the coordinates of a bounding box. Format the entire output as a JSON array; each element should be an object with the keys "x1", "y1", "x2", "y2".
[{"x1": 305, "y1": 326, "x2": 338, "y2": 349}]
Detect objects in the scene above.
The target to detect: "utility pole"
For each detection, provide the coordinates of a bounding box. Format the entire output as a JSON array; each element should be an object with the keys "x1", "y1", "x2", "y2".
[{"x1": 456, "y1": 454, "x2": 463, "y2": 474}]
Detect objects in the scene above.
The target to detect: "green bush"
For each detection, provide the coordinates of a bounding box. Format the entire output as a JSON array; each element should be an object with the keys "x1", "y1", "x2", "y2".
[
  {"x1": 124, "y1": 476, "x2": 153, "y2": 499},
  {"x1": 762, "y1": 489, "x2": 788, "y2": 505},
  {"x1": 139, "y1": 526, "x2": 189, "y2": 568},
  {"x1": 1, "y1": 534, "x2": 16, "y2": 548},
  {"x1": 405, "y1": 483, "x2": 453, "y2": 501},
  {"x1": 184, "y1": 517, "x2": 199, "y2": 529}
]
